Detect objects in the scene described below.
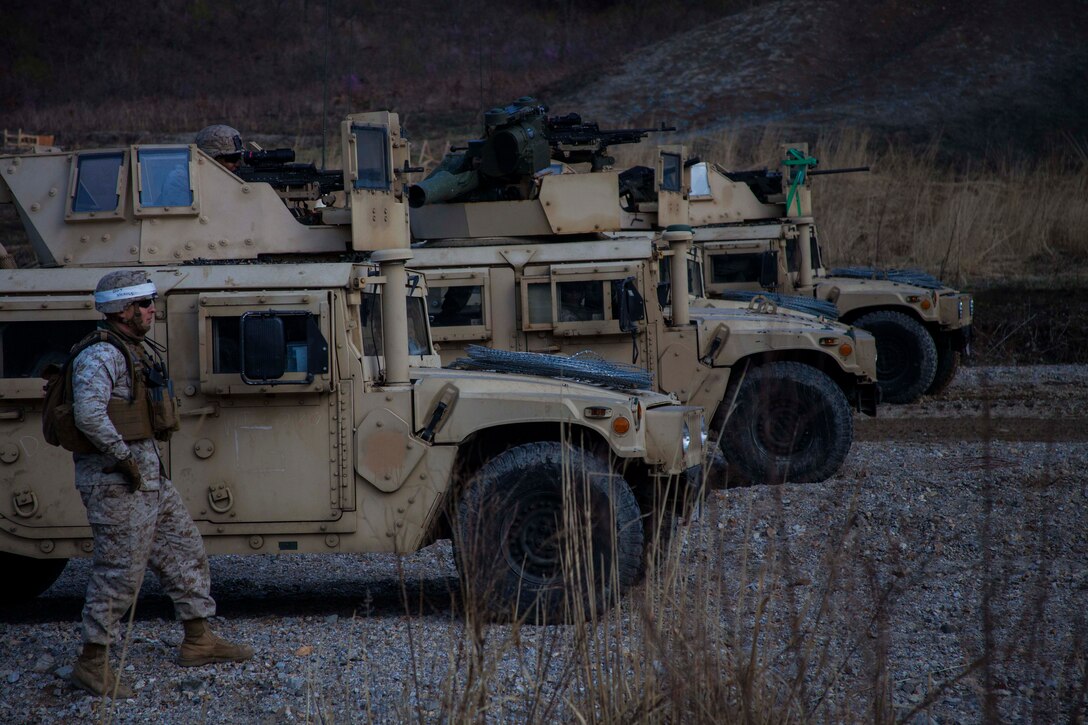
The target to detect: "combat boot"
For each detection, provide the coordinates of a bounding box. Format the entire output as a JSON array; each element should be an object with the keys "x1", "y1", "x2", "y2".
[
  {"x1": 178, "y1": 618, "x2": 254, "y2": 667},
  {"x1": 70, "y1": 643, "x2": 135, "y2": 698}
]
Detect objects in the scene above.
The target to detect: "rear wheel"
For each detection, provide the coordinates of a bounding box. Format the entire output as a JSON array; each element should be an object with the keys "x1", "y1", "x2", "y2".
[
  {"x1": 854, "y1": 310, "x2": 937, "y2": 404},
  {"x1": 926, "y1": 332, "x2": 962, "y2": 395},
  {"x1": 454, "y1": 441, "x2": 643, "y2": 623},
  {"x1": 718, "y1": 361, "x2": 853, "y2": 484},
  {"x1": 0, "y1": 553, "x2": 67, "y2": 604}
]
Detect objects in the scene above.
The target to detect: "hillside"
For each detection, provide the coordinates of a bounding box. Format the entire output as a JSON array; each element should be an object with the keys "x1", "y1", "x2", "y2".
[
  {"x1": 550, "y1": 0, "x2": 1088, "y2": 158},
  {"x1": 2, "y1": 1, "x2": 1086, "y2": 158}
]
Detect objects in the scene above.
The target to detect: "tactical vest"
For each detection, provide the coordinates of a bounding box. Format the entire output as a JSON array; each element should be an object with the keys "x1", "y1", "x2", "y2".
[{"x1": 42, "y1": 327, "x2": 179, "y2": 454}]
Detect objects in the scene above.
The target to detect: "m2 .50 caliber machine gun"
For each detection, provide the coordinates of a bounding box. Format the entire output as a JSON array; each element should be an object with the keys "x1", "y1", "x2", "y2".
[{"x1": 407, "y1": 97, "x2": 674, "y2": 208}]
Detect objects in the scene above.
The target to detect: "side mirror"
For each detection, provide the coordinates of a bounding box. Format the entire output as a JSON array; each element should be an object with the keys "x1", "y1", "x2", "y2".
[
  {"x1": 759, "y1": 251, "x2": 779, "y2": 290},
  {"x1": 240, "y1": 311, "x2": 329, "y2": 385},
  {"x1": 656, "y1": 281, "x2": 670, "y2": 308},
  {"x1": 618, "y1": 277, "x2": 645, "y2": 333},
  {"x1": 240, "y1": 313, "x2": 286, "y2": 382}
]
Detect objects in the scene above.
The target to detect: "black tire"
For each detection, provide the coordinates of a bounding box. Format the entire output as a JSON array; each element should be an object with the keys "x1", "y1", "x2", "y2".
[
  {"x1": 853, "y1": 310, "x2": 938, "y2": 404},
  {"x1": 0, "y1": 553, "x2": 67, "y2": 604},
  {"x1": 454, "y1": 441, "x2": 643, "y2": 623},
  {"x1": 717, "y1": 361, "x2": 854, "y2": 484},
  {"x1": 926, "y1": 332, "x2": 961, "y2": 396}
]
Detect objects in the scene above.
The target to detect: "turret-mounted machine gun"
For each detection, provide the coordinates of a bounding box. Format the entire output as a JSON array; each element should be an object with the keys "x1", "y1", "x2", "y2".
[
  {"x1": 407, "y1": 97, "x2": 674, "y2": 209},
  {"x1": 407, "y1": 97, "x2": 675, "y2": 239},
  {"x1": 233, "y1": 148, "x2": 347, "y2": 224}
]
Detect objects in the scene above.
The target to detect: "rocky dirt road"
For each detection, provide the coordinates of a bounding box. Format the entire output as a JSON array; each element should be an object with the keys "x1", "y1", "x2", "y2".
[{"x1": 1, "y1": 365, "x2": 1085, "y2": 723}]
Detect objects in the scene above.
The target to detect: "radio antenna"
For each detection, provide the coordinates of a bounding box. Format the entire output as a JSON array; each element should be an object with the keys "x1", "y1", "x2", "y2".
[{"x1": 321, "y1": 0, "x2": 331, "y2": 170}]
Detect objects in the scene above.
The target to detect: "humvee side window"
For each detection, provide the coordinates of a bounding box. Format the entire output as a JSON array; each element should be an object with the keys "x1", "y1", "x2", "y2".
[
  {"x1": 137, "y1": 148, "x2": 193, "y2": 209},
  {"x1": 427, "y1": 285, "x2": 484, "y2": 327},
  {"x1": 72, "y1": 152, "x2": 126, "y2": 214},
  {"x1": 557, "y1": 281, "x2": 604, "y2": 322},
  {"x1": 711, "y1": 253, "x2": 763, "y2": 284},
  {"x1": 361, "y1": 294, "x2": 432, "y2": 358},
  {"x1": 526, "y1": 283, "x2": 553, "y2": 326},
  {"x1": 212, "y1": 314, "x2": 327, "y2": 379},
  {"x1": 352, "y1": 125, "x2": 391, "y2": 190},
  {"x1": 0, "y1": 320, "x2": 96, "y2": 378},
  {"x1": 660, "y1": 153, "x2": 682, "y2": 192},
  {"x1": 524, "y1": 266, "x2": 632, "y2": 333}
]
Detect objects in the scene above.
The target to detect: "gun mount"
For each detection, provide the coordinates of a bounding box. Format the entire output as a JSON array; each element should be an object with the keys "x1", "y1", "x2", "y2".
[
  {"x1": 408, "y1": 97, "x2": 674, "y2": 209},
  {"x1": 234, "y1": 148, "x2": 346, "y2": 221},
  {"x1": 407, "y1": 98, "x2": 677, "y2": 239}
]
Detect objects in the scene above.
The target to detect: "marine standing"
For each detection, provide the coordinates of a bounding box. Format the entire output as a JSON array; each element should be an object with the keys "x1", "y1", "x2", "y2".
[{"x1": 69, "y1": 270, "x2": 252, "y2": 698}]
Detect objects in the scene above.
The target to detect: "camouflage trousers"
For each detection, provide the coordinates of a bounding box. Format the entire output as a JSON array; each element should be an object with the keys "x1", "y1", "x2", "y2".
[{"x1": 78, "y1": 477, "x2": 215, "y2": 645}]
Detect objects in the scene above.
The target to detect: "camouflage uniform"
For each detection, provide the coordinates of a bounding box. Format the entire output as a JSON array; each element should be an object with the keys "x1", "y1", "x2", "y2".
[{"x1": 72, "y1": 337, "x2": 215, "y2": 646}]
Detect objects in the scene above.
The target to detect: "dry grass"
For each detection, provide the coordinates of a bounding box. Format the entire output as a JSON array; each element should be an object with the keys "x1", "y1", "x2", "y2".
[{"x1": 640, "y1": 126, "x2": 1088, "y2": 286}]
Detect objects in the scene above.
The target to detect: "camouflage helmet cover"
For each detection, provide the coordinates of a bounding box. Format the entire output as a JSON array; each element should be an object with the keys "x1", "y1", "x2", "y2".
[
  {"x1": 94, "y1": 270, "x2": 157, "y2": 314},
  {"x1": 195, "y1": 124, "x2": 243, "y2": 158}
]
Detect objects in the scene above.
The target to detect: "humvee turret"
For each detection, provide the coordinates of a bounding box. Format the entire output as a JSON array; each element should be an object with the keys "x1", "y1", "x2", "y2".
[
  {"x1": 0, "y1": 112, "x2": 704, "y2": 622},
  {"x1": 618, "y1": 144, "x2": 974, "y2": 404},
  {"x1": 406, "y1": 99, "x2": 879, "y2": 485}
]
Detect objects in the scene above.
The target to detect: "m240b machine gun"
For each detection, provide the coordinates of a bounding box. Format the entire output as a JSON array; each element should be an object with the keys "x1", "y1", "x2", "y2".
[
  {"x1": 408, "y1": 97, "x2": 674, "y2": 208},
  {"x1": 235, "y1": 149, "x2": 344, "y2": 199}
]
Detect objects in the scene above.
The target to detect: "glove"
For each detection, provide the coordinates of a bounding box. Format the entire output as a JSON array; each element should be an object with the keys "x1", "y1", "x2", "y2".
[{"x1": 103, "y1": 455, "x2": 144, "y2": 492}]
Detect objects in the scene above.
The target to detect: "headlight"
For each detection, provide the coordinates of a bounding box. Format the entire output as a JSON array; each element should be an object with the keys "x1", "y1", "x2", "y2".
[
  {"x1": 969, "y1": 298, "x2": 974, "y2": 317},
  {"x1": 957, "y1": 299, "x2": 963, "y2": 319},
  {"x1": 682, "y1": 421, "x2": 691, "y2": 454}
]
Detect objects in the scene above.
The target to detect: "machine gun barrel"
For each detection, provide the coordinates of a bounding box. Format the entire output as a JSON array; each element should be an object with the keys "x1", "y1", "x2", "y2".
[
  {"x1": 545, "y1": 115, "x2": 675, "y2": 148},
  {"x1": 808, "y1": 165, "x2": 871, "y2": 176}
]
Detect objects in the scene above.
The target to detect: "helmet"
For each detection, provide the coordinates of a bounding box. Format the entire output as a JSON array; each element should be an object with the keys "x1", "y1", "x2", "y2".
[
  {"x1": 195, "y1": 124, "x2": 243, "y2": 159},
  {"x1": 94, "y1": 270, "x2": 157, "y2": 314}
]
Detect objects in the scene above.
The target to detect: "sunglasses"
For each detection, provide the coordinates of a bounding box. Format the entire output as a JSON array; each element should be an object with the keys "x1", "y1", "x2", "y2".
[{"x1": 135, "y1": 298, "x2": 156, "y2": 309}]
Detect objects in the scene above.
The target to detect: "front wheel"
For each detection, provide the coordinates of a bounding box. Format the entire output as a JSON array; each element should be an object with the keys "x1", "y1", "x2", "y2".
[
  {"x1": 718, "y1": 361, "x2": 854, "y2": 484},
  {"x1": 454, "y1": 441, "x2": 643, "y2": 623},
  {"x1": 0, "y1": 553, "x2": 68, "y2": 605},
  {"x1": 854, "y1": 310, "x2": 938, "y2": 404}
]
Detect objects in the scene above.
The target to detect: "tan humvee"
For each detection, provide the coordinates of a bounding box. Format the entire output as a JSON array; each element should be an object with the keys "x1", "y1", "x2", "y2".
[
  {"x1": 404, "y1": 100, "x2": 879, "y2": 487},
  {"x1": 408, "y1": 230, "x2": 879, "y2": 487},
  {"x1": 0, "y1": 112, "x2": 704, "y2": 621},
  {"x1": 618, "y1": 144, "x2": 974, "y2": 404}
]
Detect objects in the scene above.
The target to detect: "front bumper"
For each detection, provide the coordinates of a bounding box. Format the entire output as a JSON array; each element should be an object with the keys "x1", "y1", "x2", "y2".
[{"x1": 642, "y1": 405, "x2": 706, "y2": 475}]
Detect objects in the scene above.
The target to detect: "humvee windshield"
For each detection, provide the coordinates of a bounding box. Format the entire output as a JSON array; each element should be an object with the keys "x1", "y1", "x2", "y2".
[{"x1": 361, "y1": 294, "x2": 431, "y2": 357}]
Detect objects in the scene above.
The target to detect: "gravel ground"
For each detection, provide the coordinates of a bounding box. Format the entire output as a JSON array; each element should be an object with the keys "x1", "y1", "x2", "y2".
[{"x1": 1, "y1": 365, "x2": 1085, "y2": 723}]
